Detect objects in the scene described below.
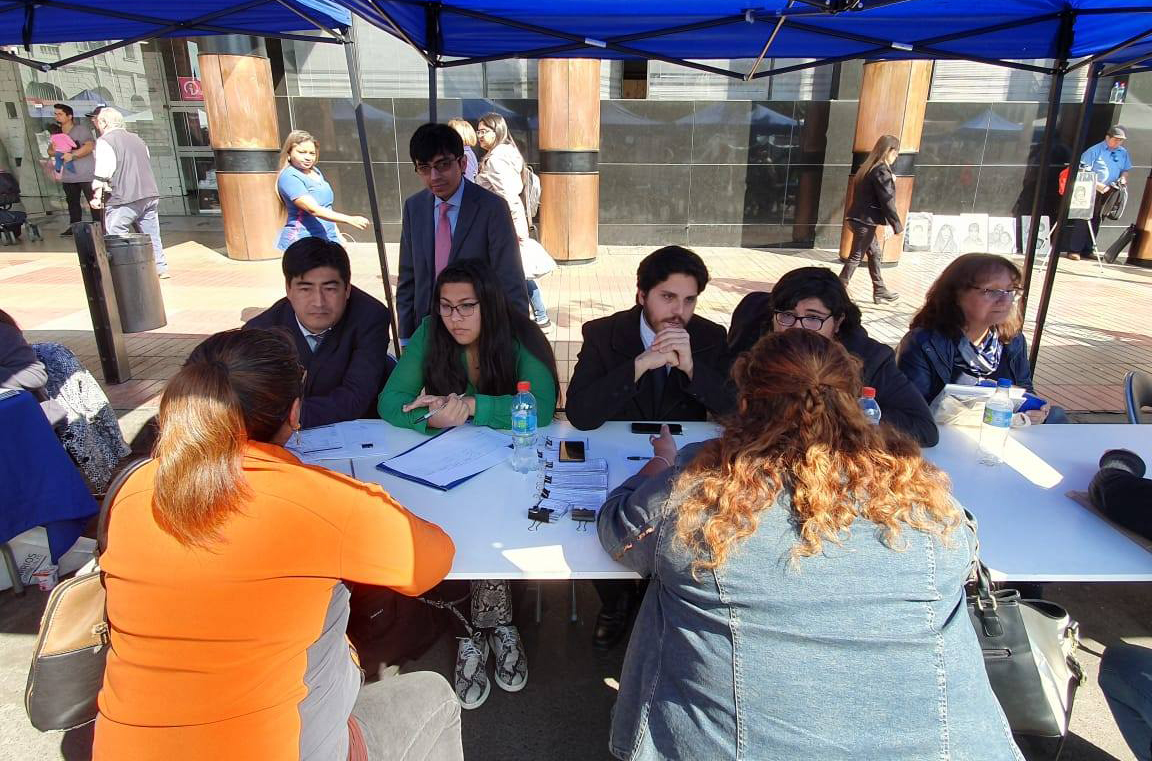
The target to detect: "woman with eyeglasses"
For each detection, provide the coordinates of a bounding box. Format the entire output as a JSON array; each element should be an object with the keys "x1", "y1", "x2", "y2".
[
  {"x1": 95, "y1": 328, "x2": 461, "y2": 760},
  {"x1": 897, "y1": 253, "x2": 1066, "y2": 424},
  {"x1": 275, "y1": 130, "x2": 369, "y2": 251},
  {"x1": 378, "y1": 259, "x2": 558, "y2": 710},
  {"x1": 475, "y1": 112, "x2": 552, "y2": 327},
  {"x1": 728, "y1": 267, "x2": 937, "y2": 446}
]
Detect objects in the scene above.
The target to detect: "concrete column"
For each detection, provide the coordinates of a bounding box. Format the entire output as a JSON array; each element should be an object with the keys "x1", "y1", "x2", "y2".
[
  {"x1": 198, "y1": 36, "x2": 282, "y2": 261},
  {"x1": 838, "y1": 60, "x2": 933, "y2": 265},
  {"x1": 538, "y1": 59, "x2": 600, "y2": 263}
]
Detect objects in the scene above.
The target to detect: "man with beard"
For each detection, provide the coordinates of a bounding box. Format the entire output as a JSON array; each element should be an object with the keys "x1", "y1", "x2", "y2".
[{"x1": 566, "y1": 245, "x2": 733, "y2": 649}]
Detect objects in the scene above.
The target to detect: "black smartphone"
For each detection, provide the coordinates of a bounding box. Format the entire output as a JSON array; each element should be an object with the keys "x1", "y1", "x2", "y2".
[
  {"x1": 630, "y1": 422, "x2": 683, "y2": 435},
  {"x1": 558, "y1": 440, "x2": 586, "y2": 462}
]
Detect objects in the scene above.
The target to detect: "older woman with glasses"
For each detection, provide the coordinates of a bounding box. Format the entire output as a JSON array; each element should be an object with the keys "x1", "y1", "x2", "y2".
[
  {"x1": 728, "y1": 267, "x2": 937, "y2": 445},
  {"x1": 897, "y1": 253, "x2": 1066, "y2": 424}
]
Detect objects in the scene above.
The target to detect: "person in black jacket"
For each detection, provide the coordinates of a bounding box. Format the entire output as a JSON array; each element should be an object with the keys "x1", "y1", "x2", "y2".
[
  {"x1": 566, "y1": 245, "x2": 733, "y2": 650},
  {"x1": 245, "y1": 238, "x2": 393, "y2": 428},
  {"x1": 727, "y1": 267, "x2": 938, "y2": 447},
  {"x1": 566, "y1": 246, "x2": 733, "y2": 431},
  {"x1": 841, "y1": 134, "x2": 902, "y2": 304}
]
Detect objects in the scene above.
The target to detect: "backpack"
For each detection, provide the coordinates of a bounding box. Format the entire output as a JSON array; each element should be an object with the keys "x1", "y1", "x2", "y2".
[{"x1": 521, "y1": 163, "x2": 541, "y2": 221}]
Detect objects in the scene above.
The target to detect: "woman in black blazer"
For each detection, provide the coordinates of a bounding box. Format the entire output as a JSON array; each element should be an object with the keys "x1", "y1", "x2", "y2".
[{"x1": 841, "y1": 134, "x2": 902, "y2": 304}]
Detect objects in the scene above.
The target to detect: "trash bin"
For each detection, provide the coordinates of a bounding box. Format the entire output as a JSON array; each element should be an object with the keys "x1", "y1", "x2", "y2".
[{"x1": 104, "y1": 233, "x2": 166, "y2": 333}]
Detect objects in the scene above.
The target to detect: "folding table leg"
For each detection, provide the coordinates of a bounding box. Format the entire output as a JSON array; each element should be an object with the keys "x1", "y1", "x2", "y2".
[
  {"x1": 570, "y1": 581, "x2": 578, "y2": 623},
  {"x1": 1, "y1": 542, "x2": 24, "y2": 596},
  {"x1": 534, "y1": 581, "x2": 542, "y2": 624}
]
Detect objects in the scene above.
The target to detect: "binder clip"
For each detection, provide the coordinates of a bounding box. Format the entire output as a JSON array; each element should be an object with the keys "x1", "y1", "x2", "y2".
[
  {"x1": 528, "y1": 505, "x2": 553, "y2": 530},
  {"x1": 572, "y1": 507, "x2": 596, "y2": 532}
]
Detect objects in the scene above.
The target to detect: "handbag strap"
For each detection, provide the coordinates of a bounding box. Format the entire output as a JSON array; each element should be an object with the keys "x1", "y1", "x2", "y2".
[
  {"x1": 96, "y1": 458, "x2": 150, "y2": 557},
  {"x1": 964, "y1": 509, "x2": 1005, "y2": 637}
]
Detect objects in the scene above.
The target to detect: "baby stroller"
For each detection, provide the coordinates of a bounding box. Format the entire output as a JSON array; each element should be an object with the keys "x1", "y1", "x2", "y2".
[{"x1": 0, "y1": 171, "x2": 30, "y2": 244}]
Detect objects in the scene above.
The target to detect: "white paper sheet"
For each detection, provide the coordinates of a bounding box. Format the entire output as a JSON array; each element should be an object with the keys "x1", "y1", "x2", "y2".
[
  {"x1": 286, "y1": 424, "x2": 343, "y2": 456},
  {"x1": 381, "y1": 425, "x2": 512, "y2": 489}
]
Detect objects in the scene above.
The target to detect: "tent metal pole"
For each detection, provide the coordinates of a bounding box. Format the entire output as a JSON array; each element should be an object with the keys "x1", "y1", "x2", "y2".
[
  {"x1": 1066, "y1": 27, "x2": 1152, "y2": 74},
  {"x1": 343, "y1": 27, "x2": 403, "y2": 358},
  {"x1": 1028, "y1": 61, "x2": 1101, "y2": 370},
  {"x1": 1020, "y1": 11, "x2": 1073, "y2": 318},
  {"x1": 426, "y1": 4, "x2": 439, "y2": 122},
  {"x1": 1101, "y1": 51, "x2": 1152, "y2": 77}
]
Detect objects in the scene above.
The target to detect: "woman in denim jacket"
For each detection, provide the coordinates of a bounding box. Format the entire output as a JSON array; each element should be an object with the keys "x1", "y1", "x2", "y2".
[{"x1": 598, "y1": 329, "x2": 1021, "y2": 761}]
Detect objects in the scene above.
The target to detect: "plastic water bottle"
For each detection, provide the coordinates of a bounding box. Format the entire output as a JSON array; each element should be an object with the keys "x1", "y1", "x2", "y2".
[
  {"x1": 979, "y1": 378, "x2": 1014, "y2": 466},
  {"x1": 510, "y1": 380, "x2": 538, "y2": 473},
  {"x1": 858, "y1": 386, "x2": 882, "y2": 425}
]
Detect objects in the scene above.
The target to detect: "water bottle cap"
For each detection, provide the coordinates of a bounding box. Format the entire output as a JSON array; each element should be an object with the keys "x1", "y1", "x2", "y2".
[
  {"x1": 996, "y1": 378, "x2": 1012, "y2": 388},
  {"x1": 861, "y1": 387, "x2": 876, "y2": 398},
  {"x1": 517, "y1": 381, "x2": 531, "y2": 392}
]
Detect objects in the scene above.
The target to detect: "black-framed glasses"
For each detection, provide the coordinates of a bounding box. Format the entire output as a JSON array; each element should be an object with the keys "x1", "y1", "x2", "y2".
[
  {"x1": 968, "y1": 286, "x2": 1021, "y2": 302},
  {"x1": 438, "y1": 301, "x2": 479, "y2": 318},
  {"x1": 774, "y1": 310, "x2": 833, "y2": 330},
  {"x1": 415, "y1": 157, "x2": 460, "y2": 176}
]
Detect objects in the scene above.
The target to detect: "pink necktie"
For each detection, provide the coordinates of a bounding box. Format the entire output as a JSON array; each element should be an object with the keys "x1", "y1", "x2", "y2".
[{"x1": 435, "y1": 202, "x2": 452, "y2": 278}]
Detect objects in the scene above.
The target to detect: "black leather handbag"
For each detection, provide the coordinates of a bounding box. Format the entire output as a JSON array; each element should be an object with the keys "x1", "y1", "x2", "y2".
[{"x1": 967, "y1": 560, "x2": 1084, "y2": 741}]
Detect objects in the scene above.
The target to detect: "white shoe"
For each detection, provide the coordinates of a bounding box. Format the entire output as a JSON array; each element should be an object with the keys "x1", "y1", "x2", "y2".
[
  {"x1": 488, "y1": 625, "x2": 528, "y2": 692},
  {"x1": 453, "y1": 633, "x2": 491, "y2": 709}
]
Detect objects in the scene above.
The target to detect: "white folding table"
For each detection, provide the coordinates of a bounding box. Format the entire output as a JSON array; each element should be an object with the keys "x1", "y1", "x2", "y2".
[{"x1": 336, "y1": 421, "x2": 1152, "y2": 582}]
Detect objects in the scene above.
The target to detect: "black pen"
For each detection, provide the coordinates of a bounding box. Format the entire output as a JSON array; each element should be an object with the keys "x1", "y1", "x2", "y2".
[{"x1": 626, "y1": 456, "x2": 652, "y2": 461}]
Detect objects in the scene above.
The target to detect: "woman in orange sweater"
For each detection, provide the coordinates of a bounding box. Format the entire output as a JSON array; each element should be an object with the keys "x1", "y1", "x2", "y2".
[{"x1": 94, "y1": 328, "x2": 460, "y2": 761}]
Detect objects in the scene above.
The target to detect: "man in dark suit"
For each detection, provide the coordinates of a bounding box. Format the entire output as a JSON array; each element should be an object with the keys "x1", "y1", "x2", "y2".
[
  {"x1": 566, "y1": 245, "x2": 733, "y2": 431},
  {"x1": 566, "y1": 245, "x2": 733, "y2": 649},
  {"x1": 246, "y1": 238, "x2": 392, "y2": 427},
  {"x1": 397, "y1": 123, "x2": 527, "y2": 340}
]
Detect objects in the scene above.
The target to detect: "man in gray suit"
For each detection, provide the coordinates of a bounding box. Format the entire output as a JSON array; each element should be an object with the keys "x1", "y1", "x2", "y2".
[{"x1": 397, "y1": 123, "x2": 527, "y2": 340}]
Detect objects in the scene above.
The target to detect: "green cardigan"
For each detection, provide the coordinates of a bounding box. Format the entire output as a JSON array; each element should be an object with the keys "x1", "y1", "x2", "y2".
[{"x1": 378, "y1": 316, "x2": 557, "y2": 434}]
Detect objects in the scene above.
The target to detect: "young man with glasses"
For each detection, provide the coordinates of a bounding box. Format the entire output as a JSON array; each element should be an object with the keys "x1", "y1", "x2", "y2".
[
  {"x1": 397, "y1": 123, "x2": 527, "y2": 341},
  {"x1": 1065, "y1": 125, "x2": 1131, "y2": 261},
  {"x1": 566, "y1": 245, "x2": 734, "y2": 649}
]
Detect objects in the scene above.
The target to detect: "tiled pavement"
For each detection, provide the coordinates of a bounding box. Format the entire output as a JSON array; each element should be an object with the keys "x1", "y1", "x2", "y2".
[{"x1": 1, "y1": 218, "x2": 1150, "y2": 419}]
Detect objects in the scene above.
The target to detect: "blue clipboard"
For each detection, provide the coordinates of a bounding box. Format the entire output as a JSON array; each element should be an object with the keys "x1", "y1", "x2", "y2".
[{"x1": 374, "y1": 427, "x2": 511, "y2": 491}]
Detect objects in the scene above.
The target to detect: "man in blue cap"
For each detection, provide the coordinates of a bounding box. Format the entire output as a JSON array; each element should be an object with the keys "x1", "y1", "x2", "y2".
[{"x1": 1066, "y1": 125, "x2": 1131, "y2": 260}]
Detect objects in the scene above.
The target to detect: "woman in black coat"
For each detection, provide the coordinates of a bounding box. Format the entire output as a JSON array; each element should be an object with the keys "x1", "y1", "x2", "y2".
[
  {"x1": 727, "y1": 267, "x2": 938, "y2": 446},
  {"x1": 841, "y1": 134, "x2": 902, "y2": 303}
]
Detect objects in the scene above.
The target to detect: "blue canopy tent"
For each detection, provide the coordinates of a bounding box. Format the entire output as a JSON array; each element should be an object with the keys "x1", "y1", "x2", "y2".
[
  {"x1": 0, "y1": 1, "x2": 413, "y2": 359},
  {"x1": 337, "y1": 0, "x2": 1152, "y2": 370},
  {"x1": 0, "y1": 1, "x2": 1151, "y2": 367}
]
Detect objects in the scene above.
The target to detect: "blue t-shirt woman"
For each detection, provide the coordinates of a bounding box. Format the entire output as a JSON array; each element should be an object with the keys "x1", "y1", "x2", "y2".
[{"x1": 276, "y1": 131, "x2": 369, "y2": 251}]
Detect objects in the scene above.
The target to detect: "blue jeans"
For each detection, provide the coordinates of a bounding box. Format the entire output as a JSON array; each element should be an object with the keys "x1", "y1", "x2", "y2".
[
  {"x1": 526, "y1": 279, "x2": 547, "y2": 322},
  {"x1": 1045, "y1": 405, "x2": 1070, "y2": 424},
  {"x1": 1100, "y1": 643, "x2": 1152, "y2": 761}
]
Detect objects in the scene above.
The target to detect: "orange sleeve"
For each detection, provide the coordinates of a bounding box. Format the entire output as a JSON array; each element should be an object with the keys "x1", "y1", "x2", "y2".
[{"x1": 336, "y1": 478, "x2": 455, "y2": 595}]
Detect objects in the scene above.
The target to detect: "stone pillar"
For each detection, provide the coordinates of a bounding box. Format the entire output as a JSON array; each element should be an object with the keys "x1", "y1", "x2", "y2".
[
  {"x1": 198, "y1": 36, "x2": 282, "y2": 261},
  {"x1": 838, "y1": 60, "x2": 933, "y2": 265},
  {"x1": 538, "y1": 59, "x2": 600, "y2": 262},
  {"x1": 1128, "y1": 175, "x2": 1152, "y2": 267}
]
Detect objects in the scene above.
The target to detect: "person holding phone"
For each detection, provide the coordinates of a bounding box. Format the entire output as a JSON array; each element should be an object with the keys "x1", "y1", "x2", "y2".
[
  {"x1": 566, "y1": 245, "x2": 734, "y2": 650},
  {"x1": 378, "y1": 260, "x2": 558, "y2": 710}
]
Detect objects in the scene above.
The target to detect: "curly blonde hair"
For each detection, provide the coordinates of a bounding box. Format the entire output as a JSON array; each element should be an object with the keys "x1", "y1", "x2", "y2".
[{"x1": 674, "y1": 329, "x2": 960, "y2": 573}]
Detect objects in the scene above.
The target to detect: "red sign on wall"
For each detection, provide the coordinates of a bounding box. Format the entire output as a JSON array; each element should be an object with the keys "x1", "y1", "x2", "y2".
[{"x1": 177, "y1": 77, "x2": 203, "y2": 101}]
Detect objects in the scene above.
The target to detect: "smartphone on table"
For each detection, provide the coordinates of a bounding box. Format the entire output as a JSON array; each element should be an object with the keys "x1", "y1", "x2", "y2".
[
  {"x1": 630, "y1": 422, "x2": 683, "y2": 435},
  {"x1": 558, "y1": 440, "x2": 586, "y2": 462}
]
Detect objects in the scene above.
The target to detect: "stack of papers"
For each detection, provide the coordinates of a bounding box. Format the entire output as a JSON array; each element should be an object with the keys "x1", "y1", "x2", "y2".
[
  {"x1": 376, "y1": 425, "x2": 512, "y2": 490},
  {"x1": 537, "y1": 452, "x2": 608, "y2": 522}
]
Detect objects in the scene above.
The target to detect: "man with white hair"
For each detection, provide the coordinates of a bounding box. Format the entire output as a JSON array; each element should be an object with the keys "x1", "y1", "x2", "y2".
[{"x1": 90, "y1": 107, "x2": 168, "y2": 278}]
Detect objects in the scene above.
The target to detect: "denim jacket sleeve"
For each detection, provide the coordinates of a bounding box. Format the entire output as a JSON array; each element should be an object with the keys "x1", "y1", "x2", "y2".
[
  {"x1": 597, "y1": 467, "x2": 678, "y2": 577},
  {"x1": 1005, "y1": 334, "x2": 1035, "y2": 393}
]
